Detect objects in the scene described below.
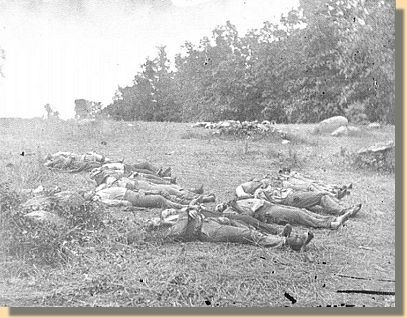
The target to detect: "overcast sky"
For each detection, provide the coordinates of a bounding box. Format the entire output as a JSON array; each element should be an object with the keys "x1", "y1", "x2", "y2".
[{"x1": 0, "y1": 0, "x2": 298, "y2": 119}]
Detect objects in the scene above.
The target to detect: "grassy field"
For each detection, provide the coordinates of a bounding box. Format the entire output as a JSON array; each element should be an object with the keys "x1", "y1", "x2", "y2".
[{"x1": 0, "y1": 118, "x2": 396, "y2": 307}]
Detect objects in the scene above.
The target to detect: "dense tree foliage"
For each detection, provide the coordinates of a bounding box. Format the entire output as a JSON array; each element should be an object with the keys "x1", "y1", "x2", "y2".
[
  {"x1": 74, "y1": 99, "x2": 103, "y2": 119},
  {"x1": 104, "y1": 0, "x2": 394, "y2": 124}
]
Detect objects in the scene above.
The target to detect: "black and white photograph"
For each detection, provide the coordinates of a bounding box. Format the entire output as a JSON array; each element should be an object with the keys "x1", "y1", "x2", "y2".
[{"x1": 0, "y1": 0, "x2": 396, "y2": 309}]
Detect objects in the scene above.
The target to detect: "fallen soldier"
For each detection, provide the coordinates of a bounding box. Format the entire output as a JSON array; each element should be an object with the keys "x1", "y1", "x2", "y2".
[
  {"x1": 44, "y1": 151, "x2": 112, "y2": 172},
  {"x1": 277, "y1": 169, "x2": 352, "y2": 197},
  {"x1": 236, "y1": 174, "x2": 349, "y2": 201},
  {"x1": 21, "y1": 187, "x2": 190, "y2": 211},
  {"x1": 87, "y1": 187, "x2": 202, "y2": 209},
  {"x1": 94, "y1": 162, "x2": 174, "y2": 180},
  {"x1": 90, "y1": 169, "x2": 210, "y2": 204},
  {"x1": 216, "y1": 198, "x2": 358, "y2": 230},
  {"x1": 236, "y1": 179, "x2": 361, "y2": 216},
  {"x1": 90, "y1": 165, "x2": 176, "y2": 187},
  {"x1": 146, "y1": 207, "x2": 314, "y2": 251}
]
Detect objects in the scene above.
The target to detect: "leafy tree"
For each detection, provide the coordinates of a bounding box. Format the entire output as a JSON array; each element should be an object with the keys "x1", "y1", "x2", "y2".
[
  {"x1": 104, "y1": 0, "x2": 394, "y2": 124},
  {"x1": 74, "y1": 99, "x2": 102, "y2": 119},
  {"x1": 44, "y1": 104, "x2": 60, "y2": 119}
]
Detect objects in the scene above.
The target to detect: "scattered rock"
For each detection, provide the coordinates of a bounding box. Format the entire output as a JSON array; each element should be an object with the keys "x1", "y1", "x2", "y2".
[
  {"x1": 367, "y1": 122, "x2": 381, "y2": 129},
  {"x1": 191, "y1": 121, "x2": 211, "y2": 128},
  {"x1": 24, "y1": 210, "x2": 66, "y2": 227},
  {"x1": 331, "y1": 126, "x2": 348, "y2": 137},
  {"x1": 32, "y1": 185, "x2": 44, "y2": 194},
  {"x1": 348, "y1": 126, "x2": 361, "y2": 133},
  {"x1": 331, "y1": 125, "x2": 361, "y2": 137}
]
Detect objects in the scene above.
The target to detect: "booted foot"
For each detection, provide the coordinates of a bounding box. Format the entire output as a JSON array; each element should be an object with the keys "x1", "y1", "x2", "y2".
[
  {"x1": 286, "y1": 231, "x2": 314, "y2": 251},
  {"x1": 331, "y1": 210, "x2": 352, "y2": 229},
  {"x1": 280, "y1": 224, "x2": 292, "y2": 237},
  {"x1": 202, "y1": 193, "x2": 216, "y2": 203},
  {"x1": 303, "y1": 231, "x2": 314, "y2": 246},
  {"x1": 337, "y1": 188, "x2": 348, "y2": 200},
  {"x1": 191, "y1": 184, "x2": 204, "y2": 194},
  {"x1": 349, "y1": 203, "x2": 362, "y2": 217},
  {"x1": 189, "y1": 196, "x2": 202, "y2": 206},
  {"x1": 215, "y1": 203, "x2": 228, "y2": 213},
  {"x1": 162, "y1": 167, "x2": 172, "y2": 177},
  {"x1": 156, "y1": 168, "x2": 163, "y2": 176}
]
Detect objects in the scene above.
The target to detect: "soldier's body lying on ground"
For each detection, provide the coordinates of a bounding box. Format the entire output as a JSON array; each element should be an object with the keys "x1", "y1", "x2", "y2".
[
  {"x1": 145, "y1": 206, "x2": 313, "y2": 251},
  {"x1": 21, "y1": 186, "x2": 191, "y2": 212},
  {"x1": 87, "y1": 186, "x2": 213, "y2": 209},
  {"x1": 93, "y1": 162, "x2": 173, "y2": 180},
  {"x1": 215, "y1": 198, "x2": 359, "y2": 230},
  {"x1": 90, "y1": 166, "x2": 177, "y2": 190},
  {"x1": 90, "y1": 168, "x2": 212, "y2": 204},
  {"x1": 236, "y1": 170, "x2": 352, "y2": 201},
  {"x1": 44, "y1": 151, "x2": 173, "y2": 178},
  {"x1": 235, "y1": 175, "x2": 361, "y2": 216},
  {"x1": 277, "y1": 169, "x2": 352, "y2": 197},
  {"x1": 44, "y1": 151, "x2": 112, "y2": 172}
]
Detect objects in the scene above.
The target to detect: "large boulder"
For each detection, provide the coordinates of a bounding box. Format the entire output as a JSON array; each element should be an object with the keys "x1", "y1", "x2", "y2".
[{"x1": 314, "y1": 116, "x2": 349, "y2": 134}]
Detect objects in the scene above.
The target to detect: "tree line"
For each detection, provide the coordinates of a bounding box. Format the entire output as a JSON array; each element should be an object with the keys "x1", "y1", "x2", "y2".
[{"x1": 83, "y1": 0, "x2": 395, "y2": 124}]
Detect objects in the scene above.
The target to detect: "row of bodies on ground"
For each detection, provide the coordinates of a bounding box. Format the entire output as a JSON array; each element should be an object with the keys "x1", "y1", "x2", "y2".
[{"x1": 16, "y1": 149, "x2": 369, "y2": 252}]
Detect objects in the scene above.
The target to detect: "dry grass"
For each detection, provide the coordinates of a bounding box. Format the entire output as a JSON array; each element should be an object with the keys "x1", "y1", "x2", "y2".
[{"x1": 0, "y1": 118, "x2": 396, "y2": 307}]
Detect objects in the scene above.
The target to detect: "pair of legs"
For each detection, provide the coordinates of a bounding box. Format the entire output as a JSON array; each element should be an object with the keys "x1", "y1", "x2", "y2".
[
  {"x1": 278, "y1": 170, "x2": 352, "y2": 198},
  {"x1": 123, "y1": 189, "x2": 187, "y2": 209},
  {"x1": 130, "y1": 172, "x2": 176, "y2": 185},
  {"x1": 45, "y1": 155, "x2": 101, "y2": 172},
  {"x1": 150, "y1": 209, "x2": 313, "y2": 251},
  {"x1": 126, "y1": 162, "x2": 172, "y2": 177},
  {"x1": 280, "y1": 191, "x2": 360, "y2": 216},
  {"x1": 224, "y1": 199, "x2": 355, "y2": 229},
  {"x1": 116, "y1": 178, "x2": 213, "y2": 204},
  {"x1": 146, "y1": 183, "x2": 212, "y2": 202}
]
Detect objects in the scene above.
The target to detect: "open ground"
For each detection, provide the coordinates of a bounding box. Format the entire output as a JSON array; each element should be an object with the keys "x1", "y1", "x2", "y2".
[{"x1": 0, "y1": 118, "x2": 395, "y2": 307}]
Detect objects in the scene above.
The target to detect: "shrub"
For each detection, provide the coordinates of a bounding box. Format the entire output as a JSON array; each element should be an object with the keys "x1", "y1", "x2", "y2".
[
  {"x1": 344, "y1": 101, "x2": 369, "y2": 124},
  {"x1": 0, "y1": 183, "x2": 107, "y2": 266}
]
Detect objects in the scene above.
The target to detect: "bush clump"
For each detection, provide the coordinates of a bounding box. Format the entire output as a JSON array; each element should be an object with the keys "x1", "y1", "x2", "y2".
[{"x1": 0, "y1": 183, "x2": 107, "y2": 266}]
